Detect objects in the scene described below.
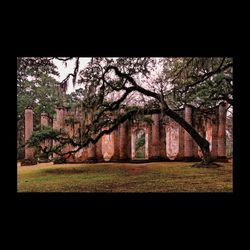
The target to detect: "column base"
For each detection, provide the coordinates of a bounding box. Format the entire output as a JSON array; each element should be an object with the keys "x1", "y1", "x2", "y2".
[
  {"x1": 149, "y1": 156, "x2": 169, "y2": 161},
  {"x1": 216, "y1": 156, "x2": 228, "y2": 162},
  {"x1": 21, "y1": 158, "x2": 37, "y2": 166},
  {"x1": 53, "y1": 157, "x2": 66, "y2": 164},
  {"x1": 86, "y1": 157, "x2": 98, "y2": 163},
  {"x1": 183, "y1": 156, "x2": 201, "y2": 162},
  {"x1": 38, "y1": 156, "x2": 49, "y2": 163},
  {"x1": 109, "y1": 155, "x2": 120, "y2": 162},
  {"x1": 118, "y1": 157, "x2": 131, "y2": 162}
]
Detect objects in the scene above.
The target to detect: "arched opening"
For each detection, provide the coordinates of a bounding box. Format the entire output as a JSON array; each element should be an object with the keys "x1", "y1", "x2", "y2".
[
  {"x1": 102, "y1": 133, "x2": 114, "y2": 161},
  {"x1": 135, "y1": 130, "x2": 145, "y2": 159},
  {"x1": 166, "y1": 123, "x2": 179, "y2": 160},
  {"x1": 131, "y1": 129, "x2": 148, "y2": 160}
]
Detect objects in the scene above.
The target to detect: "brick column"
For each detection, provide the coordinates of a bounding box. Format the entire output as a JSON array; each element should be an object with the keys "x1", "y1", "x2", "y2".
[
  {"x1": 56, "y1": 107, "x2": 64, "y2": 128},
  {"x1": 109, "y1": 113, "x2": 120, "y2": 161},
  {"x1": 197, "y1": 116, "x2": 204, "y2": 159},
  {"x1": 184, "y1": 105, "x2": 194, "y2": 160},
  {"x1": 21, "y1": 107, "x2": 37, "y2": 165},
  {"x1": 24, "y1": 107, "x2": 34, "y2": 159},
  {"x1": 41, "y1": 112, "x2": 49, "y2": 127},
  {"x1": 176, "y1": 125, "x2": 184, "y2": 160},
  {"x1": 41, "y1": 112, "x2": 49, "y2": 147},
  {"x1": 111, "y1": 129, "x2": 120, "y2": 161},
  {"x1": 150, "y1": 114, "x2": 160, "y2": 160},
  {"x1": 217, "y1": 102, "x2": 227, "y2": 161},
  {"x1": 87, "y1": 113, "x2": 96, "y2": 162},
  {"x1": 147, "y1": 125, "x2": 152, "y2": 159},
  {"x1": 211, "y1": 113, "x2": 218, "y2": 160},
  {"x1": 52, "y1": 107, "x2": 64, "y2": 160},
  {"x1": 159, "y1": 124, "x2": 167, "y2": 159},
  {"x1": 192, "y1": 115, "x2": 200, "y2": 160},
  {"x1": 119, "y1": 121, "x2": 129, "y2": 160},
  {"x1": 95, "y1": 138, "x2": 103, "y2": 162},
  {"x1": 131, "y1": 128, "x2": 136, "y2": 160},
  {"x1": 87, "y1": 142, "x2": 96, "y2": 160}
]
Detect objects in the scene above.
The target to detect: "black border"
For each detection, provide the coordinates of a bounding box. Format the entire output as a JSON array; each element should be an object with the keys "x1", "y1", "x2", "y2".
[{"x1": 8, "y1": 30, "x2": 245, "y2": 220}]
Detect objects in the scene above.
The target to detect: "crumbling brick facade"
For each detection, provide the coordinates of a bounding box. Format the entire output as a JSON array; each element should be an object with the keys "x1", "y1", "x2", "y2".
[{"x1": 22, "y1": 102, "x2": 228, "y2": 164}]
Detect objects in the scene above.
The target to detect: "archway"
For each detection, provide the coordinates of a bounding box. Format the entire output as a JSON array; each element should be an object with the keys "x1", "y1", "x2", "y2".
[
  {"x1": 131, "y1": 128, "x2": 149, "y2": 160},
  {"x1": 102, "y1": 133, "x2": 114, "y2": 161}
]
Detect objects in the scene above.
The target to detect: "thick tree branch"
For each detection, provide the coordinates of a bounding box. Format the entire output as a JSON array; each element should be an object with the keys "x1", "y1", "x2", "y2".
[{"x1": 182, "y1": 62, "x2": 233, "y2": 93}]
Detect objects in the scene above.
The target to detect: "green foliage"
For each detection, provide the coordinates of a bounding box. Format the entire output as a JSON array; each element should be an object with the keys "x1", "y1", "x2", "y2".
[
  {"x1": 17, "y1": 58, "x2": 66, "y2": 158},
  {"x1": 64, "y1": 117, "x2": 77, "y2": 125},
  {"x1": 124, "y1": 106, "x2": 139, "y2": 113},
  {"x1": 17, "y1": 75, "x2": 64, "y2": 120},
  {"x1": 17, "y1": 58, "x2": 64, "y2": 123},
  {"x1": 53, "y1": 157, "x2": 66, "y2": 164},
  {"x1": 17, "y1": 57, "x2": 59, "y2": 83},
  {"x1": 136, "y1": 132, "x2": 145, "y2": 151},
  {"x1": 142, "y1": 116, "x2": 154, "y2": 125},
  {"x1": 27, "y1": 126, "x2": 61, "y2": 148},
  {"x1": 161, "y1": 57, "x2": 233, "y2": 108},
  {"x1": 135, "y1": 149, "x2": 145, "y2": 158}
]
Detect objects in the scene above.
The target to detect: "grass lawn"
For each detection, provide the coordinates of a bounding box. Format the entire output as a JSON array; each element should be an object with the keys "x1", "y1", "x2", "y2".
[{"x1": 17, "y1": 161, "x2": 233, "y2": 192}]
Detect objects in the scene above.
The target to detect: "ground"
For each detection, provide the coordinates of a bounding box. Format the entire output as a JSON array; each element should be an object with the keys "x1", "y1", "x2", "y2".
[{"x1": 17, "y1": 161, "x2": 233, "y2": 192}]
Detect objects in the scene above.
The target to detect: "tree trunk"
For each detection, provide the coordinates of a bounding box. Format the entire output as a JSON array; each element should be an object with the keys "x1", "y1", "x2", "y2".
[
  {"x1": 106, "y1": 65, "x2": 214, "y2": 165},
  {"x1": 163, "y1": 107, "x2": 212, "y2": 165}
]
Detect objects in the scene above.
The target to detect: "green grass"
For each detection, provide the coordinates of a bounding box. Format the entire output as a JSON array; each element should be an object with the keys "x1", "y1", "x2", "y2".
[{"x1": 17, "y1": 162, "x2": 233, "y2": 192}]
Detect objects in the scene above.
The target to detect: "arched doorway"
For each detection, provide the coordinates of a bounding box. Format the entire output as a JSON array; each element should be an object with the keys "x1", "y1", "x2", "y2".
[
  {"x1": 102, "y1": 133, "x2": 114, "y2": 161},
  {"x1": 131, "y1": 128, "x2": 149, "y2": 160}
]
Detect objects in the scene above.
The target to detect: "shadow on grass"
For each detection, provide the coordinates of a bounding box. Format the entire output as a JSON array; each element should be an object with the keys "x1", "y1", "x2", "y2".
[{"x1": 43, "y1": 167, "x2": 98, "y2": 175}]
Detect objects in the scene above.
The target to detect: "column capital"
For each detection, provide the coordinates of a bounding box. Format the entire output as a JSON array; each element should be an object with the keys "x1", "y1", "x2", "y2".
[
  {"x1": 25, "y1": 106, "x2": 33, "y2": 110},
  {"x1": 219, "y1": 101, "x2": 227, "y2": 107},
  {"x1": 55, "y1": 106, "x2": 65, "y2": 110},
  {"x1": 41, "y1": 112, "x2": 48, "y2": 117}
]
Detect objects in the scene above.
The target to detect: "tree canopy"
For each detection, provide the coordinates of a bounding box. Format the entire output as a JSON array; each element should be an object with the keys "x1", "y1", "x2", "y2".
[{"x1": 17, "y1": 57, "x2": 64, "y2": 158}]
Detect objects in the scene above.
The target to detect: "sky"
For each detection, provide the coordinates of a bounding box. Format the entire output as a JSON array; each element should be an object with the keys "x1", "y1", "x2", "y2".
[
  {"x1": 53, "y1": 57, "x2": 163, "y2": 95},
  {"x1": 53, "y1": 58, "x2": 91, "y2": 93}
]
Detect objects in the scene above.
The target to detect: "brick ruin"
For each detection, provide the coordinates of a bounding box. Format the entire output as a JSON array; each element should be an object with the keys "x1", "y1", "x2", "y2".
[{"x1": 22, "y1": 102, "x2": 228, "y2": 165}]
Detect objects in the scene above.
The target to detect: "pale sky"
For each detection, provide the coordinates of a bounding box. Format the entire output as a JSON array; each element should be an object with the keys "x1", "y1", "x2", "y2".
[
  {"x1": 53, "y1": 58, "x2": 91, "y2": 94},
  {"x1": 53, "y1": 57, "x2": 163, "y2": 94}
]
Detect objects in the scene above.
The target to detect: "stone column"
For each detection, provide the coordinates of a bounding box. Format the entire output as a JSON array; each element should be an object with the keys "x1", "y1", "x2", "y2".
[
  {"x1": 95, "y1": 138, "x2": 103, "y2": 162},
  {"x1": 41, "y1": 112, "x2": 49, "y2": 127},
  {"x1": 87, "y1": 113, "x2": 96, "y2": 162},
  {"x1": 112, "y1": 129, "x2": 120, "y2": 161},
  {"x1": 217, "y1": 102, "x2": 227, "y2": 161},
  {"x1": 39, "y1": 112, "x2": 50, "y2": 162},
  {"x1": 177, "y1": 125, "x2": 184, "y2": 160},
  {"x1": 147, "y1": 125, "x2": 152, "y2": 159},
  {"x1": 52, "y1": 107, "x2": 64, "y2": 160},
  {"x1": 24, "y1": 107, "x2": 34, "y2": 159},
  {"x1": 131, "y1": 129, "x2": 136, "y2": 160},
  {"x1": 21, "y1": 107, "x2": 37, "y2": 165},
  {"x1": 56, "y1": 107, "x2": 64, "y2": 128},
  {"x1": 197, "y1": 116, "x2": 204, "y2": 159},
  {"x1": 41, "y1": 112, "x2": 49, "y2": 146},
  {"x1": 211, "y1": 113, "x2": 218, "y2": 160},
  {"x1": 159, "y1": 124, "x2": 167, "y2": 159},
  {"x1": 87, "y1": 142, "x2": 96, "y2": 161},
  {"x1": 119, "y1": 121, "x2": 129, "y2": 160},
  {"x1": 150, "y1": 114, "x2": 160, "y2": 160},
  {"x1": 192, "y1": 114, "x2": 200, "y2": 160},
  {"x1": 184, "y1": 105, "x2": 194, "y2": 160},
  {"x1": 145, "y1": 129, "x2": 149, "y2": 159},
  {"x1": 109, "y1": 113, "x2": 120, "y2": 161}
]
